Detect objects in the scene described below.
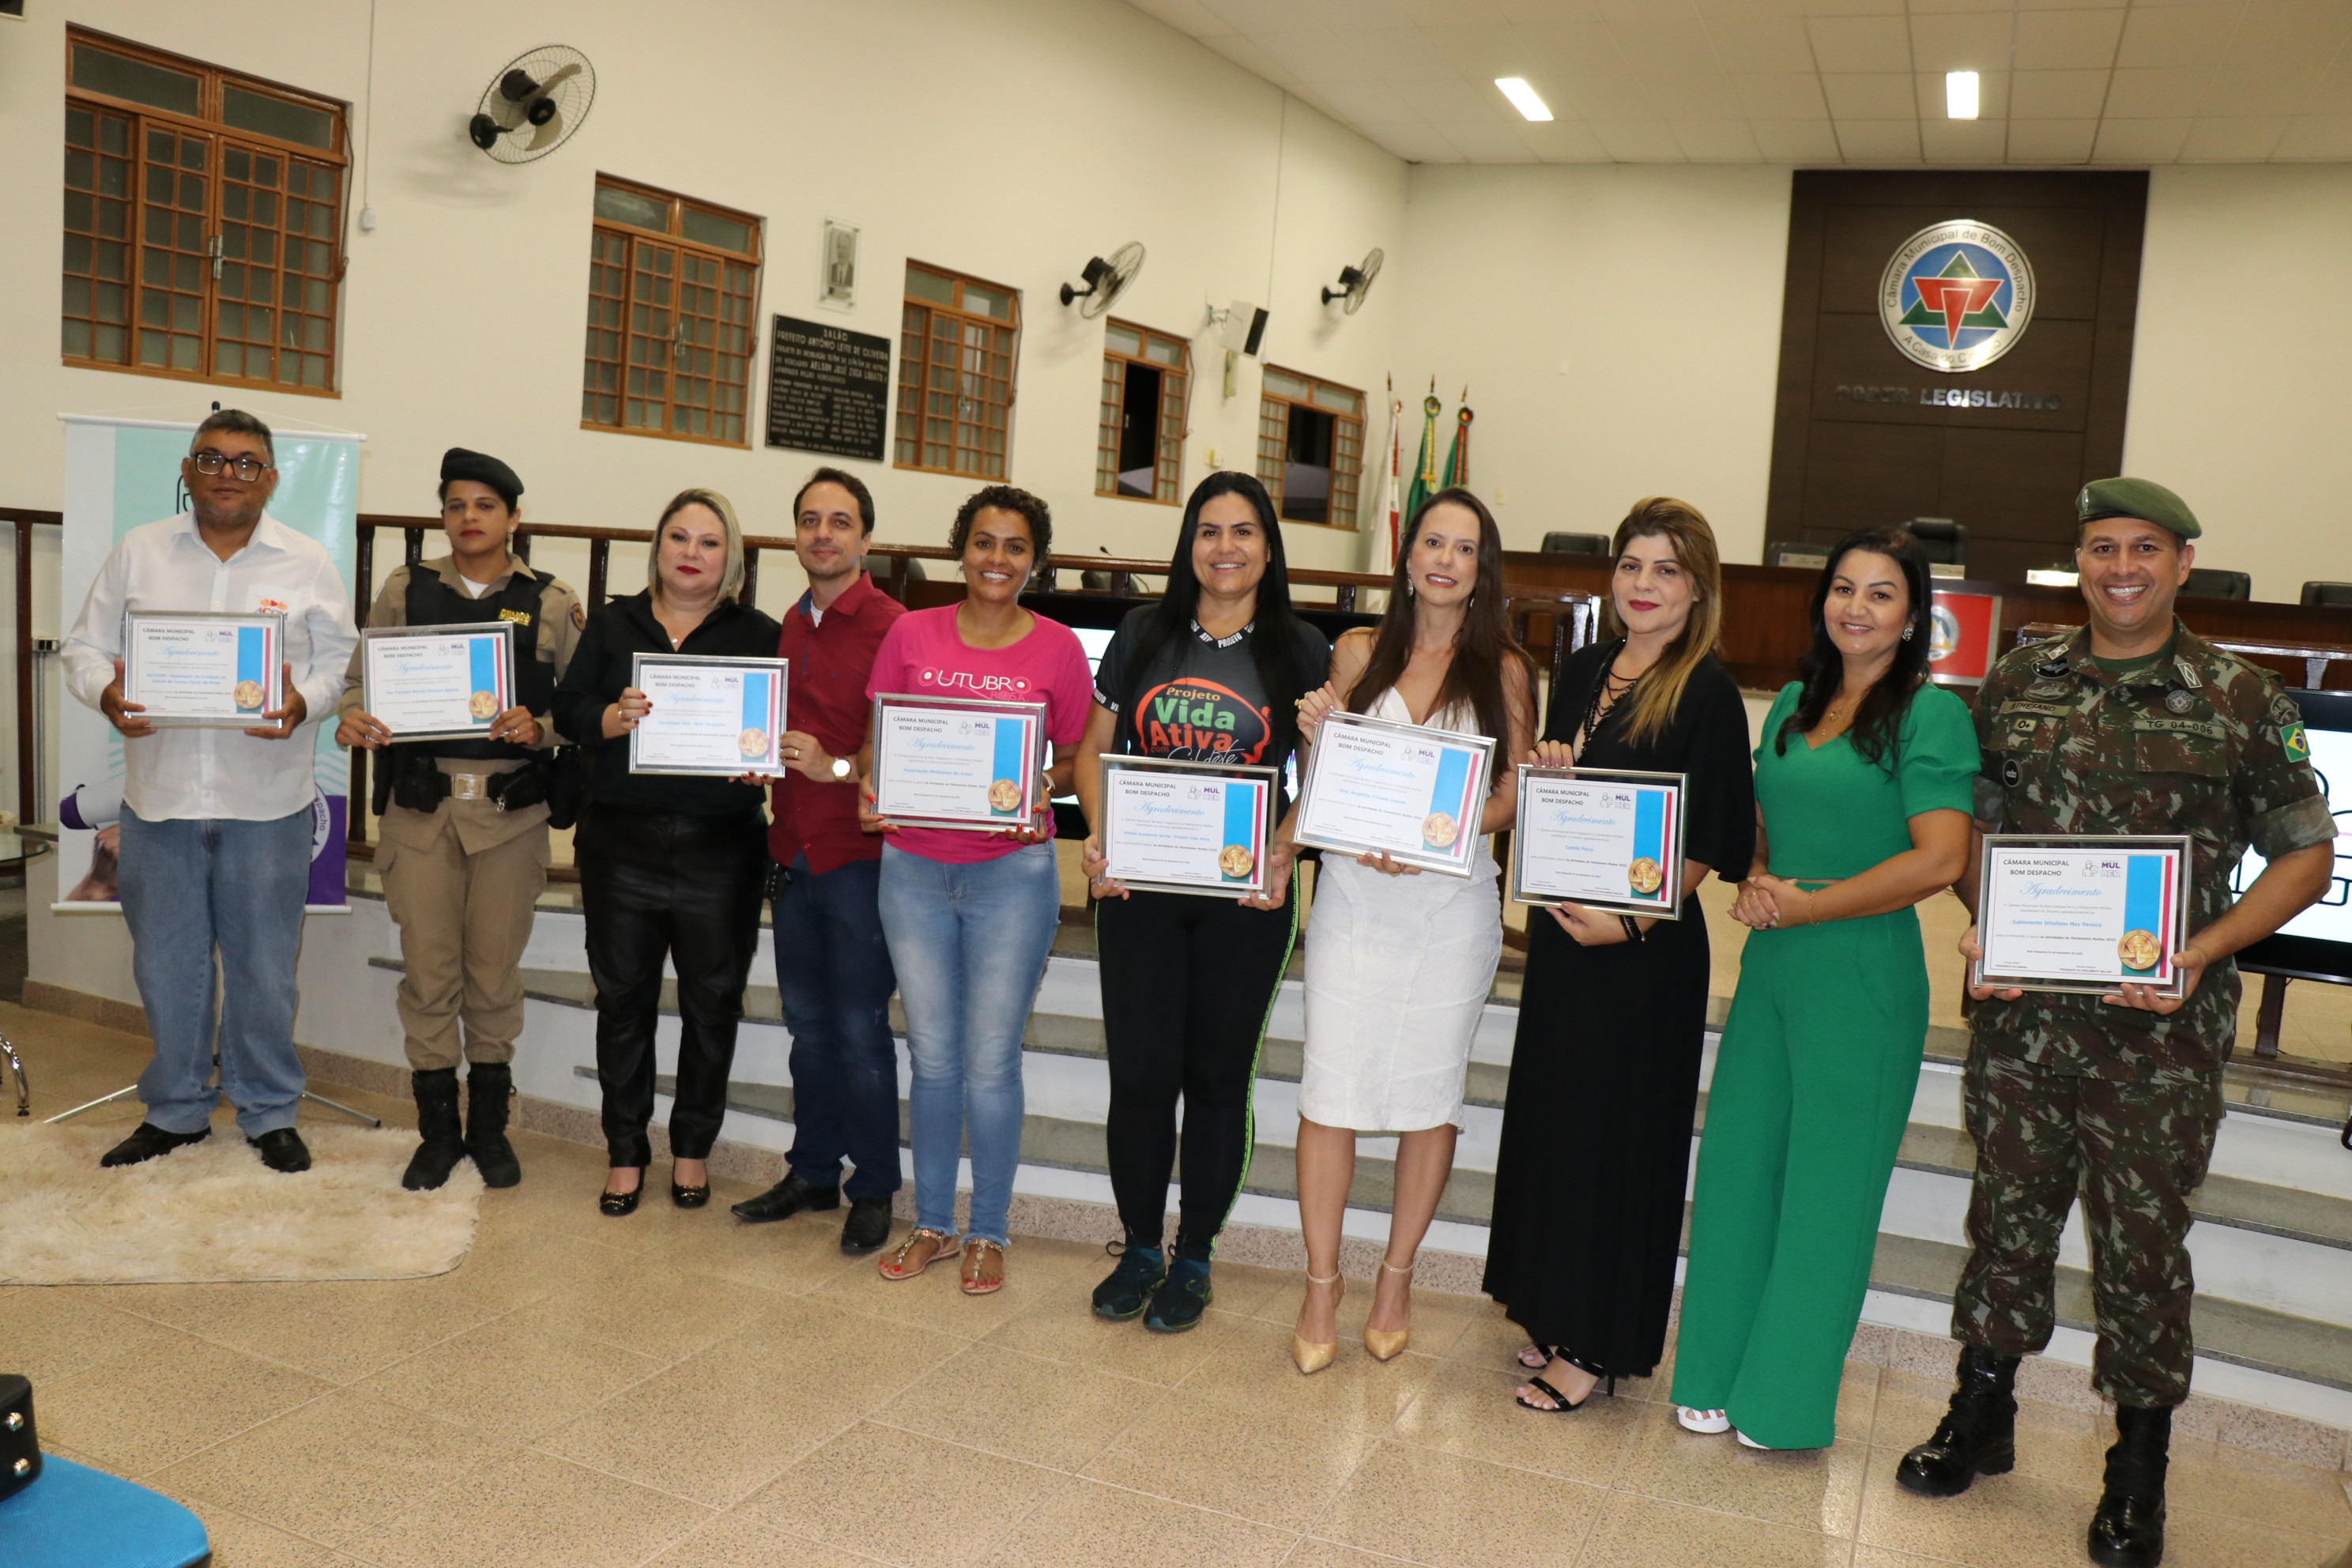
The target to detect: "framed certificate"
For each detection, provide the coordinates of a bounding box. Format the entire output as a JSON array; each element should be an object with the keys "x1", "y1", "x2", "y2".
[
  {"x1": 1973, "y1": 835, "x2": 2192, "y2": 997},
  {"x1": 121, "y1": 609, "x2": 286, "y2": 727},
  {"x1": 1294, "y1": 710, "x2": 1495, "y2": 878},
  {"x1": 1511, "y1": 766, "x2": 1687, "y2": 918},
  {"x1": 360, "y1": 622, "x2": 515, "y2": 742},
  {"x1": 626, "y1": 654, "x2": 788, "y2": 776},
  {"x1": 1099, "y1": 754, "x2": 1277, "y2": 899},
  {"x1": 868, "y1": 693, "x2": 1047, "y2": 831}
]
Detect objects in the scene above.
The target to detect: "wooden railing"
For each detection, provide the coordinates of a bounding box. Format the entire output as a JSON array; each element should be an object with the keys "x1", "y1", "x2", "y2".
[{"x1": 3, "y1": 508, "x2": 64, "y2": 825}]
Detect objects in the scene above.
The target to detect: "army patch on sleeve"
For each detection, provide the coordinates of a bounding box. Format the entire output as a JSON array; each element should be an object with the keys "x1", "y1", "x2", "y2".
[
  {"x1": 2283, "y1": 722, "x2": 2310, "y2": 763},
  {"x1": 571, "y1": 601, "x2": 587, "y2": 631}
]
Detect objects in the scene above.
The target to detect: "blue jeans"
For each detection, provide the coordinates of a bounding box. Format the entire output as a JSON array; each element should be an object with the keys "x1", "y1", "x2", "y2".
[
  {"x1": 774, "y1": 852, "x2": 901, "y2": 1200},
  {"x1": 117, "y1": 805, "x2": 314, "y2": 1137},
  {"x1": 877, "y1": 840, "x2": 1059, "y2": 1246}
]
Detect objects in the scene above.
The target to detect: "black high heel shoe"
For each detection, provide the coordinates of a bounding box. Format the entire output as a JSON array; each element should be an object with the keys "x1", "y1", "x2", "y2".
[{"x1": 1516, "y1": 1351, "x2": 1616, "y2": 1413}]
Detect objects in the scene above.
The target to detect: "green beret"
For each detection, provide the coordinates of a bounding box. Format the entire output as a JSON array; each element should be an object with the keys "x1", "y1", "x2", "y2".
[
  {"x1": 439, "y1": 447, "x2": 522, "y2": 506},
  {"x1": 2077, "y1": 477, "x2": 2198, "y2": 541}
]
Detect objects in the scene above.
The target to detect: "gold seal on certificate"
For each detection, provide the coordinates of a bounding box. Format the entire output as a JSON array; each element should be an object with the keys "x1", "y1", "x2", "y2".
[
  {"x1": 1294, "y1": 711, "x2": 1495, "y2": 878},
  {"x1": 1973, "y1": 835, "x2": 2192, "y2": 997},
  {"x1": 627, "y1": 654, "x2": 787, "y2": 776},
  {"x1": 121, "y1": 609, "x2": 288, "y2": 728},
  {"x1": 1099, "y1": 755, "x2": 1277, "y2": 898},
  {"x1": 360, "y1": 623, "x2": 518, "y2": 743},
  {"x1": 868, "y1": 695, "x2": 1048, "y2": 831},
  {"x1": 1510, "y1": 766, "x2": 1687, "y2": 918}
]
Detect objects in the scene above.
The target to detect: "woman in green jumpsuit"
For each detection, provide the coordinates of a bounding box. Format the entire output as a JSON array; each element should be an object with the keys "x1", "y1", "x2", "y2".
[{"x1": 1668, "y1": 526, "x2": 1975, "y2": 1451}]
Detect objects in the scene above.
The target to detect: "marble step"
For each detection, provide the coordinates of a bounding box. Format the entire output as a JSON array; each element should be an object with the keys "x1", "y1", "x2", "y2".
[
  {"x1": 422, "y1": 958, "x2": 2352, "y2": 1258},
  {"x1": 585, "y1": 1065, "x2": 2352, "y2": 1397}
]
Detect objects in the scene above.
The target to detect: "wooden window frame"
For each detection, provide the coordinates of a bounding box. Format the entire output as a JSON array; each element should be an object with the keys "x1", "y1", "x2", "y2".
[
  {"x1": 61, "y1": 27, "x2": 350, "y2": 396},
  {"x1": 895, "y1": 262, "x2": 1021, "y2": 481},
  {"x1": 1095, "y1": 319, "x2": 1191, "y2": 506},
  {"x1": 1257, "y1": 365, "x2": 1365, "y2": 531},
  {"x1": 582, "y1": 174, "x2": 763, "y2": 448}
]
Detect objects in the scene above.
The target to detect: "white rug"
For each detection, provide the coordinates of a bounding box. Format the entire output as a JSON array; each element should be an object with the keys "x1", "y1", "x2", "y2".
[{"x1": 0, "y1": 1124, "x2": 484, "y2": 1285}]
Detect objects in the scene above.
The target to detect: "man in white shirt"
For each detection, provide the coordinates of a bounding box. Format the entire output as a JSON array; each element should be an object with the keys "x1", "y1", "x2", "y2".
[{"x1": 62, "y1": 409, "x2": 359, "y2": 1173}]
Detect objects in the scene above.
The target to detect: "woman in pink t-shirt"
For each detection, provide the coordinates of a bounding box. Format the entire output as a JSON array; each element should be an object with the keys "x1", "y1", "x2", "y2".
[{"x1": 858, "y1": 486, "x2": 1091, "y2": 1295}]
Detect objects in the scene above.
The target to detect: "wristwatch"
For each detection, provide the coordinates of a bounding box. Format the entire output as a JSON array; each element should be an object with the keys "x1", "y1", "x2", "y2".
[{"x1": 829, "y1": 755, "x2": 854, "y2": 782}]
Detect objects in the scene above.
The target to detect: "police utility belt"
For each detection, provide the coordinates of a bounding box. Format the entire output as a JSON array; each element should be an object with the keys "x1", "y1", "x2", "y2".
[{"x1": 380, "y1": 752, "x2": 550, "y2": 814}]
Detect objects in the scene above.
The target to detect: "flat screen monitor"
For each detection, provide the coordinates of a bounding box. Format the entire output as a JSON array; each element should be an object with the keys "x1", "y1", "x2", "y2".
[{"x1": 2233, "y1": 688, "x2": 2352, "y2": 985}]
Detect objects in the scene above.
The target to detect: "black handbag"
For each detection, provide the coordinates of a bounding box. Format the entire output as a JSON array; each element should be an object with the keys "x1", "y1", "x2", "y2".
[
  {"x1": 0, "y1": 1374, "x2": 40, "y2": 1502},
  {"x1": 546, "y1": 744, "x2": 590, "y2": 831}
]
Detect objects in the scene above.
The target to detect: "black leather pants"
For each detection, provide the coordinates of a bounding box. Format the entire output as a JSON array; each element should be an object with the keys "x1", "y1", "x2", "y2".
[{"x1": 579, "y1": 807, "x2": 767, "y2": 1167}]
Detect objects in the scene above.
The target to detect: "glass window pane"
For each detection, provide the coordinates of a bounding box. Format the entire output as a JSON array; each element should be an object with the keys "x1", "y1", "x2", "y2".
[
  {"x1": 221, "y1": 85, "x2": 336, "y2": 149},
  {"x1": 62, "y1": 320, "x2": 92, "y2": 357},
  {"x1": 680, "y1": 207, "x2": 752, "y2": 254},
  {"x1": 594, "y1": 184, "x2": 669, "y2": 232},
  {"x1": 67, "y1": 107, "x2": 94, "y2": 147},
  {"x1": 179, "y1": 140, "x2": 206, "y2": 172},
  {"x1": 73, "y1": 46, "x2": 201, "y2": 116},
  {"x1": 1311, "y1": 383, "x2": 1361, "y2": 415},
  {"x1": 1144, "y1": 338, "x2": 1182, "y2": 367},
  {"x1": 1104, "y1": 325, "x2": 1140, "y2": 356},
  {"x1": 66, "y1": 149, "x2": 94, "y2": 191},
  {"x1": 226, "y1": 147, "x2": 251, "y2": 181},
  {"x1": 963, "y1": 284, "x2": 1007, "y2": 320},
  {"x1": 905, "y1": 266, "x2": 955, "y2": 306},
  {"x1": 1263, "y1": 369, "x2": 1309, "y2": 400},
  {"x1": 100, "y1": 115, "x2": 128, "y2": 156}
]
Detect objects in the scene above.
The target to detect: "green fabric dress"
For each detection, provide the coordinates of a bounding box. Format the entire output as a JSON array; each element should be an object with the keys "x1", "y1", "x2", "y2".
[{"x1": 1668, "y1": 680, "x2": 1977, "y2": 1448}]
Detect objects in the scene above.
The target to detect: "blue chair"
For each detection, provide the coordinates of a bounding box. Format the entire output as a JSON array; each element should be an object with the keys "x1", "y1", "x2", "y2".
[{"x1": 0, "y1": 1455, "x2": 210, "y2": 1567}]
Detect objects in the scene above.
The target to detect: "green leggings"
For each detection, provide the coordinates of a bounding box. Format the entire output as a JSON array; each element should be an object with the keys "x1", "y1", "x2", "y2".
[{"x1": 1668, "y1": 909, "x2": 1928, "y2": 1449}]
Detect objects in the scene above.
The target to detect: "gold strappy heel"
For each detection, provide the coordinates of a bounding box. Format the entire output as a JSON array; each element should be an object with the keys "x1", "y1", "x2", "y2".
[
  {"x1": 1293, "y1": 1270, "x2": 1343, "y2": 1374},
  {"x1": 1365, "y1": 1257, "x2": 1415, "y2": 1362}
]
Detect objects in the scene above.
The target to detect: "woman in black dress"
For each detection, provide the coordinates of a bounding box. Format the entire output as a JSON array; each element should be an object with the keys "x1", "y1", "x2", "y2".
[{"x1": 1482, "y1": 496, "x2": 1755, "y2": 1412}]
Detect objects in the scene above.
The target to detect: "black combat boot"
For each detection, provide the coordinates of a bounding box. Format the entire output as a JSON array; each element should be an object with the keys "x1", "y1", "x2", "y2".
[
  {"x1": 463, "y1": 1063, "x2": 522, "y2": 1189},
  {"x1": 2087, "y1": 1404, "x2": 2169, "y2": 1568},
  {"x1": 1895, "y1": 1344, "x2": 2020, "y2": 1497},
  {"x1": 401, "y1": 1069, "x2": 466, "y2": 1191}
]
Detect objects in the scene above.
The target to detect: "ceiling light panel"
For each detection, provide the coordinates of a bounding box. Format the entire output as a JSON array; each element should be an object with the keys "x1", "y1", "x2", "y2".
[
  {"x1": 1947, "y1": 70, "x2": 1981, "y2": 119},
  {"x1": 1494, "y1": 77, "x2": 1554, "y2": 121}
]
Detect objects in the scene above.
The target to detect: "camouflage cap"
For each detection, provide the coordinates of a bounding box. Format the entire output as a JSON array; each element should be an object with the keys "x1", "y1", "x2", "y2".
[{"x1": 2077, "y1": 477, "x2": 2199, "y2": 541}]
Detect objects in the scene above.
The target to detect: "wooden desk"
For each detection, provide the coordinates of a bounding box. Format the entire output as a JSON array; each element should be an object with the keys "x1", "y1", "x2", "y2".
[{"x1": 1503, "y1": 551, "x2": 2352, "y2": 693}]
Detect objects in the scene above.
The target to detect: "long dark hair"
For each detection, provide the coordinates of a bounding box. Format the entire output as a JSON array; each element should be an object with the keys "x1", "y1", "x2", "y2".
[
  {"x1": 1348, "y1": 486, "x2": 1533, "y2": 753},
  {"x1": 1118, "y1": 472, "x2": 1313, "y2": 760},
  {"x1": 1773, "y1": 526, "x2": 1934, "y2": 770}
]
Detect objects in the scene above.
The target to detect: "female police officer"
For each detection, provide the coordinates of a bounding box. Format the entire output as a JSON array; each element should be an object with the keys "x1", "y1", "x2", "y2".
[{"x1": 337, "y1": 448, "x2": 582, "y2": 1191}]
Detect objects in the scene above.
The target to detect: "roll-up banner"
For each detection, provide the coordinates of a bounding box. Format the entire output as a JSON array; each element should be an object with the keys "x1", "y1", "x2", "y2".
[{"x1": 54, "y1": 412, "x2": 362, "y2": 914}]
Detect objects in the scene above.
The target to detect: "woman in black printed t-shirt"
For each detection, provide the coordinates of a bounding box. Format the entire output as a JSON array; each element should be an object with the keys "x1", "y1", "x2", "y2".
[{"x1": 1073, "y1": 472, "x2": 1331, "y2": 1333}]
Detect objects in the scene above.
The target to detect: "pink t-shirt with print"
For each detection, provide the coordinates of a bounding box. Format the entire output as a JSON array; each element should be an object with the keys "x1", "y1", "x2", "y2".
[{"x1": 866, "y1": 604, "x2": 1093, "y2": 864}]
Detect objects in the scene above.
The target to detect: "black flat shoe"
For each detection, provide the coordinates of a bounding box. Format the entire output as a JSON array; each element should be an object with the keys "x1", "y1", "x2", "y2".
[
  {"x1": 247, "y1": 1127, "x2": 311, "y2": 1174},
  {"x1": 99, "y1": 1121, "x2": 209, "y2": 1168},
  {"x1": 599, "y1": 1185, "x2": 642, "y2": 1216},
  {"x1": 671, "y1": 1182, "x2": 710, "y2": 1209}
]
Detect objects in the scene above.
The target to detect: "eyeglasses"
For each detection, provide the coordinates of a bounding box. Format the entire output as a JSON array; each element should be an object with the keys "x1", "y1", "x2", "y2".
[{"x1": 190, "y1": 451, "x2": 272, "y2": 481}]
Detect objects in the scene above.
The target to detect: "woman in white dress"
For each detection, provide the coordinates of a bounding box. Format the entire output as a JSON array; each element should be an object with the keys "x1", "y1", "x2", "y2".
[{"x1": 1290, "y1": 488, "x2": 1537, "y2": 1373}]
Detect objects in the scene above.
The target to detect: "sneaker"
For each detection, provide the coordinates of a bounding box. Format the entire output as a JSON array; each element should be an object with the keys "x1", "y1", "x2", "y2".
[
  {"x1": 1144, "y1": 1255, "x2": 1212, "y2": 1333},
  {"x1": 1090, "y1": 1242, "x2": 1167, "y2": 1321}
]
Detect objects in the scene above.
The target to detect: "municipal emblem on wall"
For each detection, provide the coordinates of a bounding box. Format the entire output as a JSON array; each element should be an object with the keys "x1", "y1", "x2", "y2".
[{"x1": 1879, "y1": 220, "x2": 2036, "y2": 373}]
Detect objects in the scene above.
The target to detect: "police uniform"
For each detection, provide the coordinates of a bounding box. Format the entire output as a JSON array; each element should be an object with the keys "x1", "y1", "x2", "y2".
[
  {"x1": 1958, "y1": 617, "x2": 2329, "y2": 1404},
  {"x1": 339, "y1": 552, "x2": 582, "y2": 1078}
]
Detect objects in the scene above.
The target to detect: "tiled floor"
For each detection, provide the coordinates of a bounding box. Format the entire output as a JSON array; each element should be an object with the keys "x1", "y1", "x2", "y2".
[{"x1": 7, "y1": 1001, "x2": 2351, "y2": 1568}]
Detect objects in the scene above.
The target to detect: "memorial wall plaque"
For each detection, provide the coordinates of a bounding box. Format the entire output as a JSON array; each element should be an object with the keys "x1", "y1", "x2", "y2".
[{"x1": 765, "y1": 314, "x2": 891, "y2": 461}]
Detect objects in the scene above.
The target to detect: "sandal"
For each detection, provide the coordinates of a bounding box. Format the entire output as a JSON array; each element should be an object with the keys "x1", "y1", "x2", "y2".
[
  {"x1": 877, "y1": 1227, "x2": 958, "y2": 1281},
  {"x1": 1515, "y1": 1354, "x2": 1615, "y2": 1413},
  {"x1": 959, "y1": 1238, "x2": 1006, "y2": 1295},
  {"x1": 1676, "y1": 1407, "x2": 1731, "y2": 1434},
  {"x1": 1516, "y1": 1343, "x2": 1556, "y2": 1371}
]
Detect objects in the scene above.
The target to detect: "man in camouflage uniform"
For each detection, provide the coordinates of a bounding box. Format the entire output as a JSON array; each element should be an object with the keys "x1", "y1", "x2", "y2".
[{"x1": 1894, "y1": 477, "x2": 2334, "y2": 1568}]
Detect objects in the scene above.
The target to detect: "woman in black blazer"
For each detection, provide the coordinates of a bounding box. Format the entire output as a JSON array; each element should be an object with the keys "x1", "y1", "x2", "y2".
[{"x1": 553, "y1": 488, "x2": 782, "y2": 1215}]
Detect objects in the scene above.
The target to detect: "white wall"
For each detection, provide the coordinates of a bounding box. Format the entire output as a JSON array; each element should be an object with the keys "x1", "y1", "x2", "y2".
[
  {"x1": 1386, "y1": 163, "x2": 1795, "y2": 567},
  {"x1": 2123, "y1": 165, "x2": 2352, "y2": 604},
  {"x1": 0, "y1": 0, "x2": 1408, "y2": 594}
]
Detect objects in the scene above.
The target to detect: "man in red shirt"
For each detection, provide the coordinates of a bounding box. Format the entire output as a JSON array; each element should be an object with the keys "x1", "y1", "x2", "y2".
[{"x1": 730, "y1": 469, "x2": 905, "y2": 1251}]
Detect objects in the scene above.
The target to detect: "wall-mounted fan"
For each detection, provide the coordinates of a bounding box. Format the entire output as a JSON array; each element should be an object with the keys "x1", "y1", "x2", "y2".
[
  {"x1": 1321, "y1": 247, "x2": 1384, "y2": 314},
  {"x1": 1059, "y1": 242, "x2": 1144, "y2": 318},
  {"x1": 466, "y1": 45, "x2": 597, "y2": 164}
]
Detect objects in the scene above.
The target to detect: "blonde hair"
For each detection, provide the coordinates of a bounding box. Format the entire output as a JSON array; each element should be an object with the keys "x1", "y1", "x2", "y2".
[
  {"x1": 648, "y1": 488, "x2": 746, "y2": 605},
  {"x1": 1601, "y1": 496, "x2": 1724, "y2": 746}
]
